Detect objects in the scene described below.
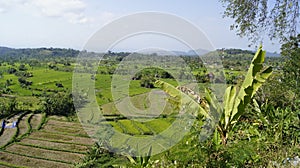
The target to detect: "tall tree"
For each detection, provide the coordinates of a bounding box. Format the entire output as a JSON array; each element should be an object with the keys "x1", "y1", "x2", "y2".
[{"x1": 221, "y1": 0, "x2": 299, "y2": 44}]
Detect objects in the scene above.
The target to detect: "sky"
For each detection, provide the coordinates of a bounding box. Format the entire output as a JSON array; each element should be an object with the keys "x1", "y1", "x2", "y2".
[{"x1": 0, "y1": 0, "x2": 281, "y2": 53}]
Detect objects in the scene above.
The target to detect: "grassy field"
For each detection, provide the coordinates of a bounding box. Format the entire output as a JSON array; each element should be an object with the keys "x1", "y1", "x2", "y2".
[
  {"x1": 118, "y1": 120, "x2": 141, "y2": 135},
  {"x1": 104, "y1": 117, "x2": 175, "y2": 136},
  {"x1": 100, "y1": 91, "x2": 177, "y2": 117}
]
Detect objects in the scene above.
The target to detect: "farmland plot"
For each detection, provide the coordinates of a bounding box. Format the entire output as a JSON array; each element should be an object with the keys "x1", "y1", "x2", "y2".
[
  {"x1": 0, "y1": 151, "x2": 71, "y2": 168},
  {"x1": 30, "y1": 113, "x2": 43, "y2": 130},
  {"x1": 5, "y1": 144, "x2": 84, "y2": 164}
]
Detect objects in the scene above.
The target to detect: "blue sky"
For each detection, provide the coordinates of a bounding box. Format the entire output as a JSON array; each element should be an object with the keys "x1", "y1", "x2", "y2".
[{"x1": 0, "y1": 0, "x2": 281, "y2": 52}]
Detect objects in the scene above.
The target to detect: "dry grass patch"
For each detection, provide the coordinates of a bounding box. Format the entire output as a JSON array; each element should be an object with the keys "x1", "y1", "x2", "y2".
[
  {"x1": 0, "y1": 128, "x2": 17, "y2": 147},
  {"x1": 0, "y1": 161, "x2": 11, "y2": 168},
  {"x1": 46, "y1": 119, "x2": 83, "y2": 128},
  {"x1": 0, "y1": 114, "x2": 22, "y2": 147},
  {"x1": 17, "y1": 113, "x2": 31, "y2": 138},
  {"x1": 42, "y1": 124, "x2": 88, "y2": 136},
  {"x1": 28, "y1": 131, "x2": 94, "y2": 145},
  {"x1": 48, "y1": 115, "x2": 80, "y2": 123},
  {"x1": 30, "y1": 114, "x2": 42, "y2": 130},
  {"x1": 0, "y1": 164, "x2": 9, "y2": 168},
  {"x1": 20, "y1": 138, "x2": 89, "y2": 153},
  {"x1": 0, "y1": 151, "x2": 71, "y2": 168},
  {"x1": 6, "y1": 144, "x2": 84, "y2": 164},
  {"x1": 47, "y1": 115, "x2": 69, "y2": 121}
]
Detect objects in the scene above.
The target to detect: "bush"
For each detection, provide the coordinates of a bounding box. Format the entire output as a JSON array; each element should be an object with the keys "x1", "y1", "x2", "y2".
[
  {"x1": 255, "y1": 74, "x2": 298, "y2": 110},
  {"x1": 42, "y1": 92, "x2": 75, "y2": 116},
  {"x1": 140, "y1": 76, "x2": 155, "y2": 88}
]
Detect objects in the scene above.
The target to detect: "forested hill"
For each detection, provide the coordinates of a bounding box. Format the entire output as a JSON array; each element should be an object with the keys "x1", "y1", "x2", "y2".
[
  {"x1": 216, "y1": 48, "x2": 280, "y2": 57},
  {"x1": 0, "y1": 46, "x2": 80, "y2": 60},
  {"x1": 0, "y1": 46, "x2": 280, "y2": 61}
]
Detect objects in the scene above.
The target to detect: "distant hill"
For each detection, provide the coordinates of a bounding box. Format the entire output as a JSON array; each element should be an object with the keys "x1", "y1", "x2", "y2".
[
  {"x1": 0, "y1": 46, "x2": 15, "y2": 55},
  {"x1": 137, "y1": 48, "x2": 210, "y2": 56},
  {"x1": 265, "y1": 51, "x2": 280, "y2": 57},
  {"x1": 174, "y1": 48, "x2": 279, "y2": 57},
  {"x1": 216, "y1": 48, "x2": 280, "y2": 57},
  {"x1": 0, "y1": 46, "x2": 280, "y2": 59},
  {"x1": 171, "y1": 49, "x2": 210, "y2": 56},
  {"x1": 0, "y1": 46, "x2": 80, "y2": 60},
  {"x1": 186, "y1": 48, "x2": 211, "y2": 56}
]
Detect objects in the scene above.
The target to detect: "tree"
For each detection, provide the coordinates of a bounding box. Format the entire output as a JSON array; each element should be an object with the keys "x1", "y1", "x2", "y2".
[
  {"x1": 281, "y1": 34, "x2": 300, "y2": 101},
  {"x1": 18, "y1": 77, "x2": 32, "y2": 87},
  {"x1": 18, "y1": 64, "x2": 27, "y2": 71},
  {"x1": 140, "y1": 76, "x2": 155, "y2": 88},
  {"x1": 221, "y1": 0, "x2": 299, "y2": 43},
  {"x1": 43, "y1": 92, "x2": 75, "y2": 116}
]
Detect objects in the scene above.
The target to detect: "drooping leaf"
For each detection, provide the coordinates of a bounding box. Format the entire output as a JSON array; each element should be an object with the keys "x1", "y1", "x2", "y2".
[
  {"x1": 204, "y1": 88, "x2": 219, "y2": 110},
  {"x1": 155, "y1": 80, "x2": 211, "y2": 119}
]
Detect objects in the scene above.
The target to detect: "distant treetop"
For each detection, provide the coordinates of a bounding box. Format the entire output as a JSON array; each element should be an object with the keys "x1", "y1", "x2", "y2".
[{"x1": 221, "y1": 0, "x2": 299, "y2": 44}]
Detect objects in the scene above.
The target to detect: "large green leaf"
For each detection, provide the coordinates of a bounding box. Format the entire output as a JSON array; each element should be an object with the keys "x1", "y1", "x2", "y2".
[
  {"x1": 230, "y1": 46, "x2": 272, "y2": 123},
  {"x1": 223, "y1": 86, "x2": 236, "y2": 130},
  {"x1": 204, "y1": 88, "x2": 218, "y2": 110},
  {"x1": 155, "y1": 80, "x2": 211, "y2": 119}
]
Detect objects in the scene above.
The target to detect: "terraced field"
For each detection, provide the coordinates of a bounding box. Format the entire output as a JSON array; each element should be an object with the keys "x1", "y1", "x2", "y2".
[
  {"x1": 106, "y1": 117, "x2": 175, "y2": 136},
  {"x1": 0, "y1": 110, "x2": 176, "y2": 167},
  {"x1": 0, "y1": 114, "x2": 94, "y2": 168}
]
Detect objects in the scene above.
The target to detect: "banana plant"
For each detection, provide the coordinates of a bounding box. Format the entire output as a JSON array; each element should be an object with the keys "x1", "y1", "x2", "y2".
[
  {"x1": 126, "y1": 146, "x2": 152, "y2": 167},
  {"x1": 155, "y1": 46, "x2": 272, "y2": 145}
]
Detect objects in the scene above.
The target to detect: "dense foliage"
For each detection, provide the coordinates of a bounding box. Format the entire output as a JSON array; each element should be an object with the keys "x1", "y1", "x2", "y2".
[{"x1": 281, "y1": 34, "x2": 300, "y2": 101}]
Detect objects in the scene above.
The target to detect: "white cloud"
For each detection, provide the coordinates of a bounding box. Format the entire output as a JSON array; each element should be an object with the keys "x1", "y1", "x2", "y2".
[
  {"x1": 0, "y1": 0, "x2": 26, "y2": 13},
  {"x1": 31, "y1": 0, "x2": 85, "y2": 17},
  {"x1": 64, "y1": 12, "x2": 93, "y2": 24},
  {"x1": 0, "y1": 0, "x2": 92, "y2": 24},
  {"x1": 99, "y1": 11, "x2": 115, "y2": 23},
  {"x1": 0, "y1": 8, "x2": 6, "y2": 13},
  {"x1": 30, "y1": 0, "x2": 92, "y2": 24}
]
